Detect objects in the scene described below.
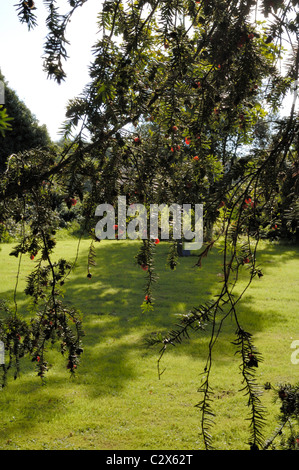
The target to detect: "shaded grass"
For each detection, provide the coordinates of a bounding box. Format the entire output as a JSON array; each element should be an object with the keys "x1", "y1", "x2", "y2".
[{"x1": 0, "y1": 237, "x2": 298, "y2": 450}]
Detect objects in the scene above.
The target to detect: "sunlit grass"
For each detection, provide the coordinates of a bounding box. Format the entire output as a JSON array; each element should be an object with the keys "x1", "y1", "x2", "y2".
[{"x1": 0, "y1": 237, "x2": 298, "y2": 449}]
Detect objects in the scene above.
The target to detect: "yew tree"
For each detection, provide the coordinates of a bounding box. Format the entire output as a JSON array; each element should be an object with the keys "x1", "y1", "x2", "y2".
[{"x1": 0, "y1": 0, "x2": 298, "y2": 450}]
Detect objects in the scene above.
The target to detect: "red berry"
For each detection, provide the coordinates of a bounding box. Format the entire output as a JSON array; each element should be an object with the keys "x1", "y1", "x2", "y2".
[
  {"x1": 185, "y1": 137, "x2": 191, "y2": 145},
  {"x1": 24, "y1": 1, "x2": 35, "y2": 8},
  {"x1": 141, "y1": 264, "x2": 148, "y2": 271},
  {"x1": 30, "y1": 254, "x2": 35, "y2": 260},
  {"x1": 193, "y1": 156, "x2": 199, "y2": 161}
]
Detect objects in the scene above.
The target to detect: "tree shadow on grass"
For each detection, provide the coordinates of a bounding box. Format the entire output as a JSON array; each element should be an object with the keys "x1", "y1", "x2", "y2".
[
  {"x1": 54, "y1": 240, "x2": 299, "y2": 390},
  {"x1": 0, "y1": 240, "x2": 298, "y2": 398}
]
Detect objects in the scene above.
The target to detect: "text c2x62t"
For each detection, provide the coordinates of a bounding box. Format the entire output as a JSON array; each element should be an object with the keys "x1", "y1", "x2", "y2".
[{"x1": 106, "y1": 453, "x2": 194, "y2": 467}]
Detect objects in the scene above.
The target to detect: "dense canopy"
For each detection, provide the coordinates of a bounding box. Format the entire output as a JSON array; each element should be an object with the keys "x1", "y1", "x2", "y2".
[{"x1": 0, "y1": 0, "x2": 298, "y2": 450}]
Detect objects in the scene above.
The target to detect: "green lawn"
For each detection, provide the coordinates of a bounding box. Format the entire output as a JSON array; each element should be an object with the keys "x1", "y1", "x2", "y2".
[{"x1": 0, "y1": 237, "x2": 298, "y2": 450}]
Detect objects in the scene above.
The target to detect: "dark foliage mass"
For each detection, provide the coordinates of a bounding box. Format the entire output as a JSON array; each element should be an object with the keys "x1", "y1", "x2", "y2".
[{"x1": 0, "y1": 0, "x2": 298, "y2": 449}]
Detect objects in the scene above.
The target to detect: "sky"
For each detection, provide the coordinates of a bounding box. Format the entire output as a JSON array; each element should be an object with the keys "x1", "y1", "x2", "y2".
[
  {"x1": 0, "y1": 1, "x2": 296, "y2": 141},
  {"x1": 0, "y1": 0, "x2": 101, "y2": 141}
]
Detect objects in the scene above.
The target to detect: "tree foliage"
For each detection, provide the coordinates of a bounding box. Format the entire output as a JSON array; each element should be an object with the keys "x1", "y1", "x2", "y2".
[
  {"x1": 0, "y1": 0, "x2": 298, "y2": 450},
  {"x1": 0, "y1": 71, "x2": 51, "y2": 172}
]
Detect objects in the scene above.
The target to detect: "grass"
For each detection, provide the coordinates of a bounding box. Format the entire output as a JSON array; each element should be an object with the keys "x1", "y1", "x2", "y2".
[{"x1": 0, "y1": 236, "x2": 298, "y2": 450}]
